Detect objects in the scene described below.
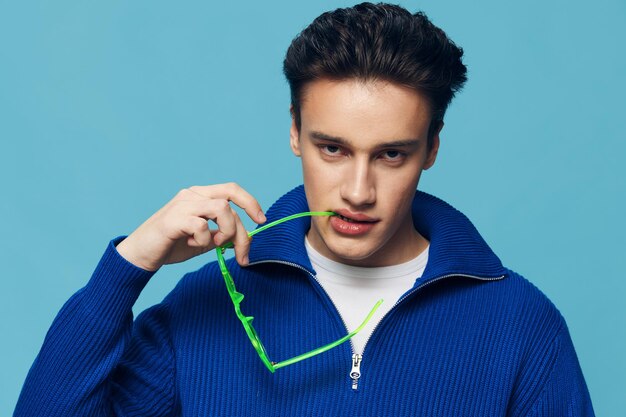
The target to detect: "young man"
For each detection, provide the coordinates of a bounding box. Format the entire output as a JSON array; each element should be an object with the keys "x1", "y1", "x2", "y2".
[{"x1": 15, "y1": 3, "x2": 594, "y2": 416}]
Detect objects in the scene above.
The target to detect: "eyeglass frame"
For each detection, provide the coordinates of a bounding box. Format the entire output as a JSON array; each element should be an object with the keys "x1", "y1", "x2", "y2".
[{"x1": 215, "y1": 211, "x2": 383, "y2": 373}]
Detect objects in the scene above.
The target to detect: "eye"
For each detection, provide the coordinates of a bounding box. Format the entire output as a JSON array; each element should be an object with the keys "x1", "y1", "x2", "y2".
[
  {"x1": 319, "y1": 144, "x2": 342, "y2": 156},
  {"x1": 380, "y1": 150, "x2": 405, "y2": 161}
]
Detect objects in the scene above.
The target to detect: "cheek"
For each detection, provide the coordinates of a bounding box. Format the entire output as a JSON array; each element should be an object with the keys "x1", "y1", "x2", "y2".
[
  {"x1": 377, "y1": 169, "x2": 422, "y2": 213},
  {"x1": 301, "y1": 156, "x2": 321, "y2": 188},
  {"x1": 379, "y1": 167, "x2": 422, "y2": 195},
  {"x1": 300, "y1": 153, "x2": 339, "y2": 206},
  {"x1": 301, "y1": 150, "x2": 341, "y2": 185}
]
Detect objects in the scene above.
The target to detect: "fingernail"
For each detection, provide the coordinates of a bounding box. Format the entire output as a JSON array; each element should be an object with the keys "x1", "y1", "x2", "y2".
[
  {"x1": 243, "y1": 255, "x2": 249, "y2": 265},
  {"x1": 258, "y1": 211, "x2": 266, "y2": 223}
]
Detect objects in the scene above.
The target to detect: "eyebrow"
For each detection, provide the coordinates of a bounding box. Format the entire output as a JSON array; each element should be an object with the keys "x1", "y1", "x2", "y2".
[{"x1": 309, "y1": 131, "x2": 421, "y2": 148}]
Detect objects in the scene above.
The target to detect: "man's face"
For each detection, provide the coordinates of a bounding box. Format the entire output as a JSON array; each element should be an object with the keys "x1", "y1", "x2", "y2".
[{"x1": 290, "y1": 78, "x2": 441, "y2": 267}]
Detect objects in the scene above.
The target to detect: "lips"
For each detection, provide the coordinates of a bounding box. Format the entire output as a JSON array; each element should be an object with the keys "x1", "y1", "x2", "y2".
[
  {"x1": 333, "y1": 209, "x2": 378, "y2": 222},
  {"x1": 330, "y1": 209, "x2": 379, "y2": 235}
]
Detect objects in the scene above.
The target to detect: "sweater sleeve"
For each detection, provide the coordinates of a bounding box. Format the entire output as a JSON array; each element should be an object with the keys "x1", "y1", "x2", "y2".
[
  {"x1": 14, "y1": 236, "x2": 178, "y2": 417},
  {"x1": 508, "y1": 319, "x2": 595, "y2": 417}
]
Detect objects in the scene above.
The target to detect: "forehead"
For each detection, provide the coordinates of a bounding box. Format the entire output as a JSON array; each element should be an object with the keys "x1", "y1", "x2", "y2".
[{"x1": 299, "y1": 78, "x2": 432, "y2": 146}]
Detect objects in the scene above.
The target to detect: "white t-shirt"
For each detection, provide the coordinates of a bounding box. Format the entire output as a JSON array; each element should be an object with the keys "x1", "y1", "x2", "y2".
[{"x1": 305, "y1": 237, "x2": 429, "y2": 355}]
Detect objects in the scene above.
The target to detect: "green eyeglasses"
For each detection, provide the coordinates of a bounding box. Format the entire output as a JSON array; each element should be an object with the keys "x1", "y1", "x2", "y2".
[{"x1": 216, "y1": 211, "x2": 383, "y2": 373}]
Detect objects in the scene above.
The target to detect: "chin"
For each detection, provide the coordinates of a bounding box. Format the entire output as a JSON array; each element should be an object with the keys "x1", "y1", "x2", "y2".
[{"x1": 326, "y1": 239, "x2": 378, "y2": 262}]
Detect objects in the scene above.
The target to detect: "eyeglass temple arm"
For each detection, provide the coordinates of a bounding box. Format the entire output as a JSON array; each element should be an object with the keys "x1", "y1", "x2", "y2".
[
  {"x1": 220, "y1": 211, "x2": 336, "y2": 250},
  {"x1": 271, "y1": 298, "x2": 384, "y2": 370}
]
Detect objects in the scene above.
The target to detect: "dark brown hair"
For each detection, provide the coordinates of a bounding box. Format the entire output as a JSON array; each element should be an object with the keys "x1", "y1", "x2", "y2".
[{"x1": 283, "y1": 2, "x2": 468, "y2": 148}]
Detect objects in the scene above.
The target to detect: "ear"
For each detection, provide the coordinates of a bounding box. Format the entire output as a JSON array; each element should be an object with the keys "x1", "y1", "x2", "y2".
[
  {"x1": 423, "y1": 121, "x2": 443, "y2": 170},
  {"x1": 289, "y1": 107, "x2": 302, "y2": 157}
]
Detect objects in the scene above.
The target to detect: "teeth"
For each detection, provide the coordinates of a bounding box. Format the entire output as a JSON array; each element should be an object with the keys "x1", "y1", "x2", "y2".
[{"x1": 339, "y1": 215, "x2": 354, "y2": 222}]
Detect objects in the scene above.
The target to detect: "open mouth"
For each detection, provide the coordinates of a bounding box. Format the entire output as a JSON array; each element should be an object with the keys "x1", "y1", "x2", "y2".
[
  {"x1": 337, "y1": 214, "x2": 372, "y2": 223},
  {"x1": 334, "y1": 211, "x2": 378, "y2": 223},
  {"x1": 337, "y1": 214, "x2": 356, "y2": 223}
]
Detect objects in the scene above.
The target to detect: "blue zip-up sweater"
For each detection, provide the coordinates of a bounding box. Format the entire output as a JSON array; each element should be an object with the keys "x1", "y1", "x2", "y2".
[{"x1": 15, "y1": 185, "x2": 594, "y2": 416}]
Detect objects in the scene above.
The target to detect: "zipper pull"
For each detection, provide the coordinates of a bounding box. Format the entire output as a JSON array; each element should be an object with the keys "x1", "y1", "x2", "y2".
[{"x1": 350, "y1": 353, "x2": 362, "y2": 390}]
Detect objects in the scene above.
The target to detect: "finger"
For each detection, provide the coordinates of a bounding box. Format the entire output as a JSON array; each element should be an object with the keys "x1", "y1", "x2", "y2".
[
  {"x1": 188, "y1": 183, "x2": 266, "y2": 224},
  {"x1": 179, "y1": 199, "x2": 237, "y2": 246},
  {"x1": 203, "y1": 199, "x2": 237, "y2": 247},
  {"x1": 180, "y1": 217, "x2": 213, "y2": 248},
  {"x1": 172, "y1": 187, "x2": 210, "y2": 202},
  {"x1": 230, "y1": 209, "x2": 251, "y2": 266}
]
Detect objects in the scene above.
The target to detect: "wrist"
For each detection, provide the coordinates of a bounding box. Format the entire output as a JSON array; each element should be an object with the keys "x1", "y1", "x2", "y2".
[{"x1": 115, "y1": 238, "x2": 161, "y2": 272}]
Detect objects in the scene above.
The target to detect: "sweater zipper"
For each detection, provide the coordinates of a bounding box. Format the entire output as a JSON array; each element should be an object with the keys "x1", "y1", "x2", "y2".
[
  {"x1": 350, "y1": 353, "x2": 363, "y2": 390},
  {"x1": 246, "y1": 259, "x2": 505, "y2": 391}
]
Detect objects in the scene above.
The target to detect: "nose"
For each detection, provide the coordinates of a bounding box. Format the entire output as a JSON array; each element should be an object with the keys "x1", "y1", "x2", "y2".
[{"x1": 340, "y1": 157, "x2": 376, "y2": 207}]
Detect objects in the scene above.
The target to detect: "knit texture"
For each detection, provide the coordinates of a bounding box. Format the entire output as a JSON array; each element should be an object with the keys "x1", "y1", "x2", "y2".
[{"x1": 14, "y1": 185, "x2": 594, "y2": 416}]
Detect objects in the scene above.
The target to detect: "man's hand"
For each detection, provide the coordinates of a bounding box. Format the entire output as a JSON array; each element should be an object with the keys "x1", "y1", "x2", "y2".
[{"x1": 115, "y1": 183, "x2": 266, "y2": 271}]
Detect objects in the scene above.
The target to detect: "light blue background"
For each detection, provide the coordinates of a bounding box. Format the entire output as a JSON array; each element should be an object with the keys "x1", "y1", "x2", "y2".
[{"x1": 1, "y1": 1, "x2": 624, "y2": 415}]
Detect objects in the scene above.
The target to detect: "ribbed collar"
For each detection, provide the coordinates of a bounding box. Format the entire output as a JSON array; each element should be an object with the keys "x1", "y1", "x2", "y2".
[{"x1": 247, "y1": 185, "x2": 507, "y2": 284}]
